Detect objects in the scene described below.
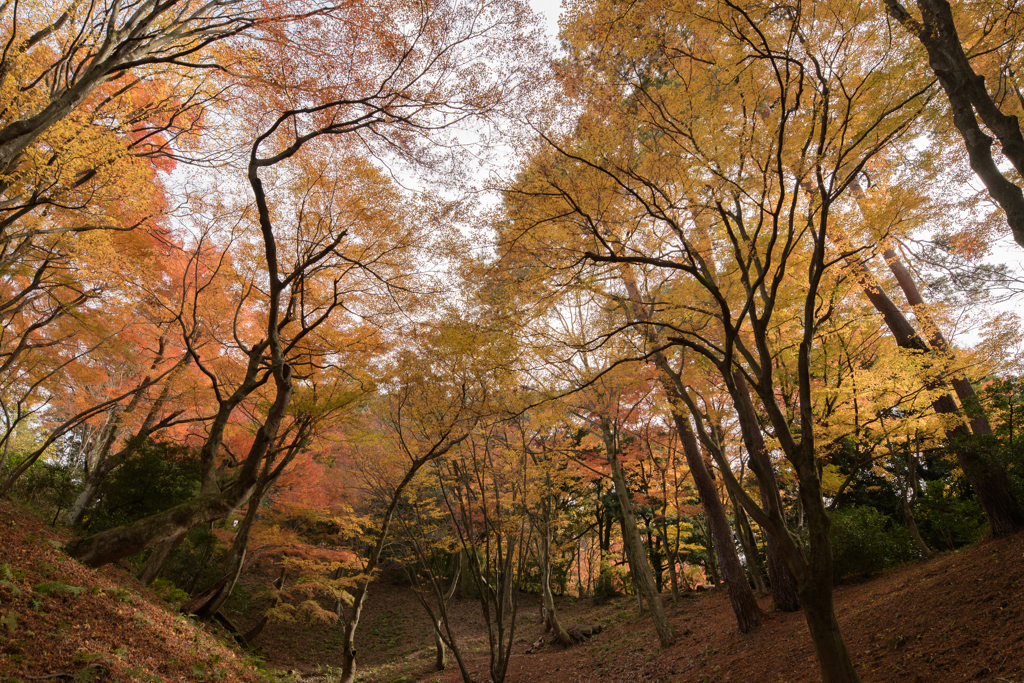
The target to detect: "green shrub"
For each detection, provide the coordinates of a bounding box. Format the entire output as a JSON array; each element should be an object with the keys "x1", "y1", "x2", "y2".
[
  {"x1": 830, "y1": 506, "x2": 915, "y2": 581},
  {"x1": 84, "y1": 442, "x2": 201, "y2": 534},
  {"x1": 915, "y1": 480, "x2": 986, "y2": 550}
]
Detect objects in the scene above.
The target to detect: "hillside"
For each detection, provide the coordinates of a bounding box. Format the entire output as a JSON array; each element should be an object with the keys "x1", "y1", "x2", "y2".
[
  {"x1": 246, "y1": 529, "x2": 1024, "y2": 683},
  {"x1": 2, "y1": 498, "x2": 1022, "y2": 683},
  {"x1": 0, "y1": 500, "x2": 265, "y2": 682}
]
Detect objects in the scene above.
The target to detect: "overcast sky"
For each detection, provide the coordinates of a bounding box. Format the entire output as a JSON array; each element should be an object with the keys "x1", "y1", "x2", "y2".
[{"x1": 528, "y1": 0, "x2": 563, "y2": 43}]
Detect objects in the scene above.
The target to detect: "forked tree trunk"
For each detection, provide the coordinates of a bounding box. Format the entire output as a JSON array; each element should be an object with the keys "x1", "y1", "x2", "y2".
[
  {"x1": 657, "y1": 525, "x2": 681, "y2": 600},
  {"x1": 536, "y1": 515, "x2": 573, "y2": 646}
]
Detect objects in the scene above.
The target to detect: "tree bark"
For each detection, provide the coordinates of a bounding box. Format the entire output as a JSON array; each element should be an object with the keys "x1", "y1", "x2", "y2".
[
  {"x1": 731, "y1": 369, "x2": 802, "y2": 612},
  {"x1": 614, "y1": 265, "x2": 760, "y2": 630},
  {"x1": 602, "y1": 429, "x2": 675, "y2": 646},
  {"x1": 670, "y1": 407, "x2": 761, "y2": 633},
  {"x1": 884, "y1": 0, "x2": 1024, "y2": 248},
  {"x1": 850, "y1": 258, "x2": 1023, "y2": 535}
]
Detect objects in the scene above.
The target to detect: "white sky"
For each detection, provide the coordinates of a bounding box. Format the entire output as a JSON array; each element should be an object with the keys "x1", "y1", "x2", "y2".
[{"x1": 528, "y1": 0, "x2": 563, "y2": 43}]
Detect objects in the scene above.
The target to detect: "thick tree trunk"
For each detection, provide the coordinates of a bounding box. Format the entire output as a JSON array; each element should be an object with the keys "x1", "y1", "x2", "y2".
[
  {"x1": 850, "y1": 257, "x2": 1023, "y2": 535},
  {"x1": 138, "y1": 532, "x2": 186, "y2": 586},
  {"x1": 883, "y1": 0, "x2": 1024, "y2": 248},
  {"x1": 701, "y1": 518, "x2": 720, "y2": 585},
  {"x1": 603, "y1": 436, "x2": 675, "y2": 646},
  {"x1": 799, "y1": 573, "x2": 860, "y2": 683},
  {"x1": 67, "y1": 486, "x2": 253, "y2": 567},
  {"x1": 65, "y1": 479, "x2": 102, "y2": 528},
  {"x1": 670, "y1": 408, "x2": 761, "y2": 633}
]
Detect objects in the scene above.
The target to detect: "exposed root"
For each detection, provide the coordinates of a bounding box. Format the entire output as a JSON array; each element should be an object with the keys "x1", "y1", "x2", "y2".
[{"x1": 525, "y1": 624, "x2": 602, "y2": 653}]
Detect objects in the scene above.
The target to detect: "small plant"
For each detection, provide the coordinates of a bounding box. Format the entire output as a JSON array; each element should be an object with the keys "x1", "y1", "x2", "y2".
[
  {"x1": 104, "y1": 587, "x2": 136, "y2": 604},
  {"x1": 34, "y1": 580, "x2": 86, "y2": 597},
  {"x1": 0, "y1": 563, "x2": 23, "y2": 596},
  {"x1": 151, "y1": 578, "x2": 190, "y2": 607},
  {"x1": 0, "y1": 612, "x2": 16, "y2": 635}
]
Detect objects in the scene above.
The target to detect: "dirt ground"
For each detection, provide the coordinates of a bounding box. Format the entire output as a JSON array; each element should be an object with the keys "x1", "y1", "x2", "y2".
[
  {"x1": 2, "y1": 496, "x2": 1021, "y2": 683},
  {"x1": 0, "y1": 500, "x2": 263, "y2": 682},
  {"x1": 253, "y1": 532, "x2": 1024, "y2": 683}
]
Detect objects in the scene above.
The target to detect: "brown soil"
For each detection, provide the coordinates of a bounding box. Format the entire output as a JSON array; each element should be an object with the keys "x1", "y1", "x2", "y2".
[
  {"x1": 2, "y1": 497, "x2": 1022, "y2": 683},
  {"x1": 0, "y1": 500, "x2": 263, "y2": 682},
  {"x1": 249, "y1": 533, "x2": 1024, "y2": 683}
]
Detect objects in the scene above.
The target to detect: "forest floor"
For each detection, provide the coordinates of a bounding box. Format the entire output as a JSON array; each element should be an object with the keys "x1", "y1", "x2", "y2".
[
  {"x1": 2, "y1": 497, "x2": 1023, "y2": 683},
  {"x1": 256, "y1": 532, "x2": 1024, "y2": 683}
]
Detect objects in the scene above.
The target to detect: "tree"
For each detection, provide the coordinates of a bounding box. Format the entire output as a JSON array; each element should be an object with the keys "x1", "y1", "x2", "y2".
[
  {"x1": 61, "y1": 0, "x2": 542, "y2": 570},
  {"x1": 505, "y1": 0, "x2": 933, "y2": 679},
  {"x1": 337, "y1": 314, "x2": 510, "y2": 683},
  {"x1": 883, "y1": 0, "x2": 1024, "y2": 249},
  {"x1": 436, "y1": 422, "x2": 533, "y2": 683}
]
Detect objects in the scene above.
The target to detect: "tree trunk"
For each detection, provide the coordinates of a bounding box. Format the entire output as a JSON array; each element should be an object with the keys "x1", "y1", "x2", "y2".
[
  {"x1": 65, "y1": 359, "x2": 187, "y2": 527},
  {"x1": 799, "y1": 572, "x2": 860, "y2": 683},
  {"x1": 67, "y1": 361, "x2": 294, "y2": 567},
  {"x1": 883, "y1": 0, "x2": 1024, "y2": 248},
  {"x1": 68, "y1": 486, "x2": 254, "y2": 568},
  {"x1": 138, "y1": 532, "x2": 186, "y2": 586},
  {"x1": 340, "y1": 587, "x2": 365, "y2": 683},
  {"x1": 731, "y1": 369, "x2": 802, "y2": 612},
  {"x1": 701, "y1": 519, "x2": 720, "y2": 585},
  {"x1": 433, "y1": 616, "x2": 448, "y2": 670},
  {"x1": 670, "y1": 408, "x2": 761, "y2": 633},
  {"x1": 731, "y1": 495, "x2": 767, "y2": 594},
  {"x1": 847, "y1": 254, "x2": 1023, "y2": 535},
  {"x1": 658, "y1": 525, "x2": 681, "y2": 600},
  {"x1": 537, "y1": 517, "x2": 573, "y2": 646},
  {"x1": 192, "y1": 476, "x2": 270, "y2": 619},
  {"x1": 614, "y1": 266, "x2": 759, "y2": 630},
  {"x1": 603, "y1": 430, "x2": 675, "y2": 647},
  {"x1": 595, "y1": 493, "x2": 615, "y2": 598}
]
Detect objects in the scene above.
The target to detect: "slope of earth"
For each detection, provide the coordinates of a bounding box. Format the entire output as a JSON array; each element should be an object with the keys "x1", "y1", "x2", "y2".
[
  {"x1": 0, "y1": 500, "x2": 266, "y2": 683},
  {"x1": 3, "y1": 494, "x2": 1021, "y2": 683},
  {"x1": 482, "y1": 532, "x2": 1024, "y2": 683},
  {"x1": 250, "y1": 532, "x2": 1024, "y2": 683}
]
